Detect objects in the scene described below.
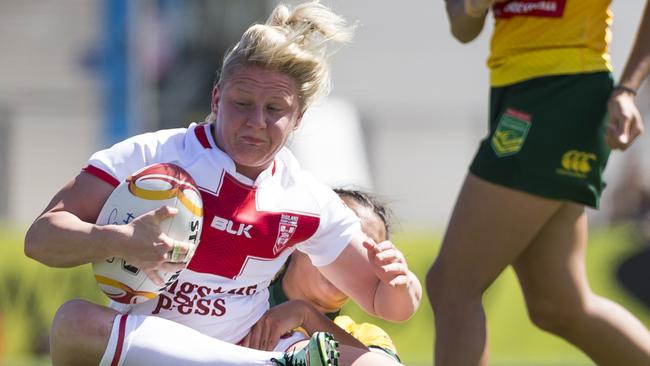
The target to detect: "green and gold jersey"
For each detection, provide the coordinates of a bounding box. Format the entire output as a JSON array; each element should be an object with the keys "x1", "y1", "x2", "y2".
[{"x1": 488, "y1": 0, "x2": 612, "y2": 86}]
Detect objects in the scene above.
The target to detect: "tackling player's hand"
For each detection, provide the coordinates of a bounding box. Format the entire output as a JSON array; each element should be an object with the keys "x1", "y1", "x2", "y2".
[
  {"x1": 363, "y1": 240, "x2": 410, "y2": 288},
  {"x1": 112, "y1": 205, "x2": 191, "y2": 285},
  {"x1": 241, "y1": 300, "x2": 314, "y2": 351},
  {"x1": 606, "y1": 89, "x2": 644, "y2": 151}
]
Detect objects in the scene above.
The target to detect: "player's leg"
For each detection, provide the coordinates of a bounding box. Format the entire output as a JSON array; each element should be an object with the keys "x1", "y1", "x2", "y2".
[
  {"x1": 514, "y1": 202, "x2": 650, "y2": 366},
  {"x1": 50, "y1": 299, "x2": 338, "y2": 366},
  {"x1": 336, "y1": 344, "x2": 404, "y2": 366},
  {"x1": 50, "y1": 299, "x2": 117, "y2": 365},
  {"x1": 426, "y1": 173, "x2": 562, "y2": 366},
  {"x1": 113, "y1": 315, "x2": 337, "y2": 366}
]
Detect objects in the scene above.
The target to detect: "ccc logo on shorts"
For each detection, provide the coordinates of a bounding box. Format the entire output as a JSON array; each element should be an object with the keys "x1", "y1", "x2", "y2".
[{"x1": 556, "y1": 150, "x2": 597, "y2": 179}]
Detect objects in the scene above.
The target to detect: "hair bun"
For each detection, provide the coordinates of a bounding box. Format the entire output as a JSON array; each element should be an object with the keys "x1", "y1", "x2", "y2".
[{"x1": 268, "y1": 4, "x2": 290, "y2": 27}]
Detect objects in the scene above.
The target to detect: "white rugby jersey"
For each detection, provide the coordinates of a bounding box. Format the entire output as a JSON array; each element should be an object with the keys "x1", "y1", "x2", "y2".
[{"x1": 84, "y1": 122, "x2": 361, "y2": 343}]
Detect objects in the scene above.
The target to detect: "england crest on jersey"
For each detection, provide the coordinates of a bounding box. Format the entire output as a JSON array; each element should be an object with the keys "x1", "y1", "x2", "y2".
[{"x1": 273, "y1": 214, "x2": 299, "y2": 254}]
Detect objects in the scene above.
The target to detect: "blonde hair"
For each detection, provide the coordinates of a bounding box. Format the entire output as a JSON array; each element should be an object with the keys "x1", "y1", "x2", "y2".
[{"x1": 216, "y1": 1, "x2": 353, "y2": 111}]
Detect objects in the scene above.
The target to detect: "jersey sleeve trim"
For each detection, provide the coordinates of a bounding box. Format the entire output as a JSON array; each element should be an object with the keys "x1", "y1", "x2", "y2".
[{"x1": 83, "y1": 165, "x2": 120, "y2": 188}]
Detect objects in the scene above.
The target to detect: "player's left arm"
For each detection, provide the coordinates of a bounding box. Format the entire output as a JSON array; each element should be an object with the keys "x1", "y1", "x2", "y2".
[
  {"x1": 606, "y1": 0, "x2": 650, "y2": 150},
  {"x1": 319, "y1": 235, "x2": 422, "y2": 322}
]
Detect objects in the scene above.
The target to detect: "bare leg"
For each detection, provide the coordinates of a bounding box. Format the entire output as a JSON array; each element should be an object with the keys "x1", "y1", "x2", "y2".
[
  {"x1": 50, "y1": 299, "x2": 118, "y2": 366},
  {"x1": 426, "y1": 174, "x2": 562, "y2": 366},
  {"x1": 514, "y1": 203, "x2": 650, "y2": 366},
  {"x1": 338, "y1": 344, "x2": 403, "y2": 366}
]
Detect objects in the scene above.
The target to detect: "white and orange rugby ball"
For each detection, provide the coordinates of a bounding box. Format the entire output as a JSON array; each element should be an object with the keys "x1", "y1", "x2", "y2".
[{"x1": 92, "y1": 163, "x2": 203, "y2": 305}]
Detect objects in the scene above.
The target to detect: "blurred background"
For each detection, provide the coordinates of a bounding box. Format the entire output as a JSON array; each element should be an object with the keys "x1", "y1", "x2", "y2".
[{"x1": 1, "y1": 0, "x2": 649, "y2": 365}]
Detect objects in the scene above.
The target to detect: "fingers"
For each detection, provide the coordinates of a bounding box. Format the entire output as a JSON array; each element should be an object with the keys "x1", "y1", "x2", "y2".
[
  {"x1": 144, "y1": 268, "x2": 165, "y2": 287},
  {"x1": 607, "y1": 94, "x2": 644, "y2": 150},
  {"x1": 375, "y1": 248, "x2": 406, "y2": 264},
  {"x1": 379, "y1": 262, "x2": 410, "y2": 285},
  {"x1": 259, "y1": 322, "x2": 272, "y2": 351},
  {"x1": 265, "y1": 330, "x2": 283, "y2": 352},
  {"x1": 368, "y1": 240, "x2": 411, "y2": 287},
  {"x1": 630, "y1": 119, "x2": 644, "y2": 144},
  {"x1": 166, "y1": 238, "x2": 193, "y2": 263},
  {"x1": 158, "y1": 235, "x2": 194, "y2": 263},
  {"x1": 159, "y1": 262, "x2": 186, "y2": 273},
  {"x1": 152, "y1": 205, "x2": 178, "y2": 223},
  {"x1": 372, "y1": 241, "x2": 406, "y2": 264},
  {"x1": 247, "y1": 322, "x2": 263, "y2": 350},
  {"x1": 362, "y1": 240, "x2": 377, "y2": 254},
  {"x1": 243, "y1": 314, "x2": 289, "y2": 351},
  {"x1": 389, "y1": 274, "x2": 410, "y2": 287},
  {"x1": 607, "y1": 117, "x2": 641, "y2": 151}
]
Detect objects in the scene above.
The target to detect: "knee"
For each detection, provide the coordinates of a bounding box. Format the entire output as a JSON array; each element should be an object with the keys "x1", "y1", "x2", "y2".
[
  {"x1": 526, "y1": 296, "x2": 587, "y2": 336},
  {"x1": 51, "y1": 299, "x2": 92, "y2": 340},
  {"x1": 51, "y1": 299, "x2": 112, "y2": 358},
  {"x1": 426, "y1": 262, "x2": 478, "y2": 311},
  {"x1": 425, "y1": 263, "x2": 445, "y2": 309}
]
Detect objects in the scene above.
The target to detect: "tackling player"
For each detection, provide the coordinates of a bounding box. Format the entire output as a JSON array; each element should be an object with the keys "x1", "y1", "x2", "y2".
[{"x1": 245, "y1": 189, "x2": 405, "y2": 365}]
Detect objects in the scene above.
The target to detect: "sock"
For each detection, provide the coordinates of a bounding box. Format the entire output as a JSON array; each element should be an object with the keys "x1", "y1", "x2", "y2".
[{"x1": 100, "y1": 314, "x2": 284, "y2": 366}]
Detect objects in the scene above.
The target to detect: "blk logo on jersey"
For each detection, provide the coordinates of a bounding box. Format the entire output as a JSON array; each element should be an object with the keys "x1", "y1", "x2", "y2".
[{"x1": 211, "y1": 215, "x2": 253, "y2": 238}]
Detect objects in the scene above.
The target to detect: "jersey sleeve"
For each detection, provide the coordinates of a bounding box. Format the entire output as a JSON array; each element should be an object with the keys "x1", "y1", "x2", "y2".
[
  {"x1": 84, "y1": 129, "x2": 186, "y2": 185},
  {"x1": 296, "y1": 189, "x2": 361, "y2": 267}
]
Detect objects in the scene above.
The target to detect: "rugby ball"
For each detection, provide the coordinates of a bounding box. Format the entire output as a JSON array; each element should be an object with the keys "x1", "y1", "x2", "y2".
[{"x1": 92, "y1": 163, "x2": 203, "y2": 304}]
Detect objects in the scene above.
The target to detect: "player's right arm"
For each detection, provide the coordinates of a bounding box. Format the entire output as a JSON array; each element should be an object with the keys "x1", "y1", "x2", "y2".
[
  {"x1": 606, "y1": 0, "x2": 650, "y2": 150},
  {"x1": 445, "y1": 0, "x2": 492, "y2": 43},
  {"x1": 24, "y1": 171, "x2": 184, "y2": 283},
  {"x1": 446, "y1": 0, "x2": 510, "y2": 43}
]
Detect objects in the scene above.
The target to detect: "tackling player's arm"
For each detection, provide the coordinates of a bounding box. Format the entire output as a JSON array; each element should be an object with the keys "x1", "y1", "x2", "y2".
[
  {"x1": 319, "y1": 235, "x2": 422, "y2": 322},
  {"x1": 243, "y1": 299, "x2": 366, "y2": 351},
  {"x1": 24, "y1": 171, "x2": 185, "y2": 284}
]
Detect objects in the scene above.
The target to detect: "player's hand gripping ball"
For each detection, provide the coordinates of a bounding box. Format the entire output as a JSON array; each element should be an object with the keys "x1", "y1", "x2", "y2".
[{"x1": 92, "y1": 163, "x2": 203, "y2": 304}]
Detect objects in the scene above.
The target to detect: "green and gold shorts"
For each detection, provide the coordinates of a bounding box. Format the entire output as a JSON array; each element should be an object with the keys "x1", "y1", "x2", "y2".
[{"x1": 469, "y1": 72, "x2": 613, "y2": 208}]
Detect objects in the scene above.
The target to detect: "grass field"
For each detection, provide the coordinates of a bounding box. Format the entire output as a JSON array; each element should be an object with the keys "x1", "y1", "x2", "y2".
[{"x1": 1, "y1": 223, "x2": 649, "y2": 365}]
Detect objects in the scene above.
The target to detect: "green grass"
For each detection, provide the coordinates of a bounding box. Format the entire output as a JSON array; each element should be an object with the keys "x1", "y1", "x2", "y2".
[
  {"x1": 2, "y1": 224, "x2": 649, "y2": 365},
  {"x1": 0, "y1": 225, "x2": 105, "y2": 365}
]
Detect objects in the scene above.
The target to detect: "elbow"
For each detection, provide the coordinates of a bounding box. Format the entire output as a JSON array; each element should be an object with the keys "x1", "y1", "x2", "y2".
[
  {"x1": 24, "y1": 225, "x2": 54, "y2": 266},
  {"x1": 455, "y1": 35, "x2": 476, "y2": 44},
  {"x1": 451, "y1": 28, "x2": 478, "y2": 44},
  {"x1": 380, "y1": 305, "x2": 418, "y2": 323},
  {"x1": 376, "y1": 296, "x2": 421, "y2": 322},
  {"x1": 449, "y1": 20, "x2": 482, "y2": 44},
  {"x1": 24, "y1": 227, "x2": 43, "y2": 262}
]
